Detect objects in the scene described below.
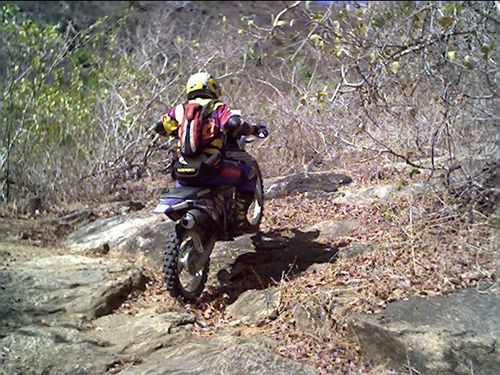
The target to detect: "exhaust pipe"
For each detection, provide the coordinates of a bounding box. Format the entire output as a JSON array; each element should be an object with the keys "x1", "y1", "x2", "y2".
[{"x1": 181, "y1": 210, "x2": 211, "y2": 229}]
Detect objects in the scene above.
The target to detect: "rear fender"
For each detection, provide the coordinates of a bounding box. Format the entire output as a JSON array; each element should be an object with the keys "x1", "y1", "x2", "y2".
[{"x1": 153, "y1": 197, "x2": 189, "y2": 214}]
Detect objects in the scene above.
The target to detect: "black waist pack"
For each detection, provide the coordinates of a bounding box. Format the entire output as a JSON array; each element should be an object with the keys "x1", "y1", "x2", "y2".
[{"x1": 172, "y1": 153, "x2": 222, "y2": 183}]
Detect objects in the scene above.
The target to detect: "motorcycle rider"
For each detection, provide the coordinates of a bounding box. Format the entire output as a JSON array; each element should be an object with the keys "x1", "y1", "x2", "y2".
[{"x1": 153, "y1": 72, "x2": 268, "y2": 233}]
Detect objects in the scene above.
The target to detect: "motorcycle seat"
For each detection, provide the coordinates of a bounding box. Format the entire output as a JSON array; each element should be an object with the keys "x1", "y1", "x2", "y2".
[{"x1": 166, "y1": 186, "x2": 212, "y2": 199}]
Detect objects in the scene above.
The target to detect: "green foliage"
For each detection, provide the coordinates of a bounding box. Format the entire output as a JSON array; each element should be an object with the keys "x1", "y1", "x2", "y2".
[
  {"x1": 408, "y1": 168, "x2": 421, "y2": 179},
  {"x1": 0, "y1": 1, "x2": 496, "y2": 205},
  {"x1": 480, "y1": 42, "x2": 494, "y2": 61},
  {"x1": 2, "y1": 8, "x2": 95, "y2": 151},
  {"x1": 199, "y1": 1, "x2": 210, "y2": 15},
  {"x1": 299, "y1": 67, "x2": 313, "y2": 81},
  {"x1": 396, "y1": 179, "x2": 409, "y2": 191},
  {"x1": 0, "y1": 4, "x2": 139, "y2": 200},
  {"x1": 447, "y1": 50, "x2": 457, "y2": 62},
  {"x1": 71, "y1": 47, "x2": 93, "y2": 67},
  {"x1": 444, "y1": 2, "x2": 463, "y2": 15},
  {"x1": 439, "y1": 15, "x2": 455, "y2": 29},
  {"x1": 390, "y1": 61, "x2": 399, "y2": 74}
]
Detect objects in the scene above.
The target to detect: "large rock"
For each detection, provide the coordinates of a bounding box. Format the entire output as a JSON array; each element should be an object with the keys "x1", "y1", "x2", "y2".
[
  {"x1": 0, "y1": 255, "x2": 145, "y2": 334},
  {"x1": 119, "y1": 220, "x2": 175, "y2": 268},
  {"x1": 0, "y1": 241, "x2": 54, "y2": 266},
  {"x1": 226, "y1": 288, "x2": 280, "y2": 324},
  {"x1": 1, "y1": 223, "x2": 322, "y2": 375},
  {"x1": 86, "y1": 308, "x2": 315, "y2": 375},
  {"x1": 338, "y1": 243, "x2": 375, "y2": 260},
  {"x1": 351, "y1": 288, "x2": 500, "y2": 375},
  {"x1": 306, "y1": 219, "x2": 360, "y2": 239},
  {"x1": 0, "y1": 324, "x2": 114, "y2": 375},
  {"x1": 121, "y1": 333, "x2": 317, "y2": 375},
  {"x1": 209, "y1": 234, "x2": 256, "y2": 278},
  {"x1": 94, "y1": 200, "x2": 145, "y2": 216},
  {"x1": 0, "y1": 306, "x2": 195, "y2": 375},
  {"x1": 66, "y1": 212, "x2": 174, "y2": 267},
  {"x1": 88, "y1": 308, "x2": 196, "y2": 357},
  {"x1": 57, "y1": 209, "x2": 93, "y2": 226},
  {"x1": 1, "y1": 276, "x2": 316, "y2": 375},
  {"x1": 335, "y1": 183, "x2": 429, "y2": 205},
  {"x1": 264, "y1": 171, "x2": 352, "y2": 199}
]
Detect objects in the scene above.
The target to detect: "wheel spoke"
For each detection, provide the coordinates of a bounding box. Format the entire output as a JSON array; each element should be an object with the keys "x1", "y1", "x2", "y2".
[
  {"x1": 164, "y1": 217, "x2": 221, "y2": 300},
  {"x1": 189, "y1": 272, "x2": 203, "y2": 290},
  {"x1": 171, "y1": 230, "x2": 210, "y2": 297}
]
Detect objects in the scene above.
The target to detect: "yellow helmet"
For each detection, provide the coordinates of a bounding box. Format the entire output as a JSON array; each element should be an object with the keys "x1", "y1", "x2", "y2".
[{"x1": 186, "y1": 72, "x2": 222, "y2": 100}]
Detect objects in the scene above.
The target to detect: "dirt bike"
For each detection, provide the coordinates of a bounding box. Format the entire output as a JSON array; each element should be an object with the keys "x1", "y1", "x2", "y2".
[{"x1": 153, "y1": 130, "x2": 267, "y2": 301}]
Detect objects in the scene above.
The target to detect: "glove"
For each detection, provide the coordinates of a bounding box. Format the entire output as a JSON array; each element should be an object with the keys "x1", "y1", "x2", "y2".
[
  {"x1": 153, "y1": 120, "x2": 166, "y2": 136},
  {"x1": 255, "y1": 124, "x2": 269, "y2": 138}
]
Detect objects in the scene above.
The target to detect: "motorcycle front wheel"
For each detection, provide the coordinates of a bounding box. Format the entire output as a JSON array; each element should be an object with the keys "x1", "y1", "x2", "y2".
[
  {"x1": 163, "y1": 227, "x2": 211, "y2": 301},
  {"x1": 245, "y1": 165, "x2": 264, "y2": 232}
]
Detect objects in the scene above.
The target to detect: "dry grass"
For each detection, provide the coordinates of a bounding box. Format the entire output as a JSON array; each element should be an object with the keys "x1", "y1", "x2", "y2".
[
  {"x1": 2, "y1": 2, "x2": 495, "y2": 372},
  {"x1": 113, "y1": 169, "x2": 496, "y2": 374},
  {"x1": 4, "y1": 2, "x2": 495, "y2": 208},
  {"x1": 257, "y1": 185, "x2": 496, "y2": 374}
]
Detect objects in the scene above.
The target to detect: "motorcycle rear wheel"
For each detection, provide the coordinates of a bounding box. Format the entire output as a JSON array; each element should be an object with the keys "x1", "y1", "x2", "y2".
[{"x1": 163, "y1": 228, "x2": 210, "y2": 301}]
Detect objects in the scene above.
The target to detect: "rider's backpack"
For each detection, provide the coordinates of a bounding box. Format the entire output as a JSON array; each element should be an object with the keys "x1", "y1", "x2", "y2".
[
  {"x1": 173, "y1": 101, "x2": 222, "y2": 182},
  {"x1": 178, "y1": 101, "x2": 218, "y2": 157}
]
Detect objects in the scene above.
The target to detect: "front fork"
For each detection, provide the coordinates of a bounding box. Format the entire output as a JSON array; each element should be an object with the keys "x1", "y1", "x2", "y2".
[{"x1": 175, "y1": 223, "x2": 216, "y2": 274}]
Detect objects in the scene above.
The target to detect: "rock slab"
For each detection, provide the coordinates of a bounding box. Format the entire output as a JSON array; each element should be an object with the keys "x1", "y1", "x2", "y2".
[
  {"x1": 226, "y1": 288, "x2": 281, "y2": 324},
  {"x1": 0, "y1": 324, "x2": 114, "y2": 375},
  {"x1": 264, "y1": 171, "x2": 352, "y2": 199},
  {"x1": 121, "y1": 334, "x2": 317, "y2": 375},
  {"x1": 351, "y1": 288, "x2": 500, "y2": 375},
  {"x1": 306, "y1": 219, "x2": 360, "y2": 239},
  {"x1": 0, "y1": 254, "x2": 146, "y2": 375},
  {"x1": 0, "y1": 255, "x2": 145, "y2": 334},
  {"x1": 66, "y1": 212, "x2": 174, "y2": 267}
]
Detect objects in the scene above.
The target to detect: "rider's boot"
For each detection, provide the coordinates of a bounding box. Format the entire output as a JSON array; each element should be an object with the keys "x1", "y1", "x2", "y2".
[{"x1": 232, "y1": 191, "x2": 254, "y2": 234}]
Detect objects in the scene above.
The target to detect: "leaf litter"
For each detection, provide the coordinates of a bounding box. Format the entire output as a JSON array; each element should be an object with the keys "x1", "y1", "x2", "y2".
[{"x1": 118, "y1": 184, "x2": 496, "y2": 374}]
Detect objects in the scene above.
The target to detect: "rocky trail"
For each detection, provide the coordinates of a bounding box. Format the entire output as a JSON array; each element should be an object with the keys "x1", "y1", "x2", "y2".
[{"x1": 0, "y1": 171, "x2": 498, "y2": 375}]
